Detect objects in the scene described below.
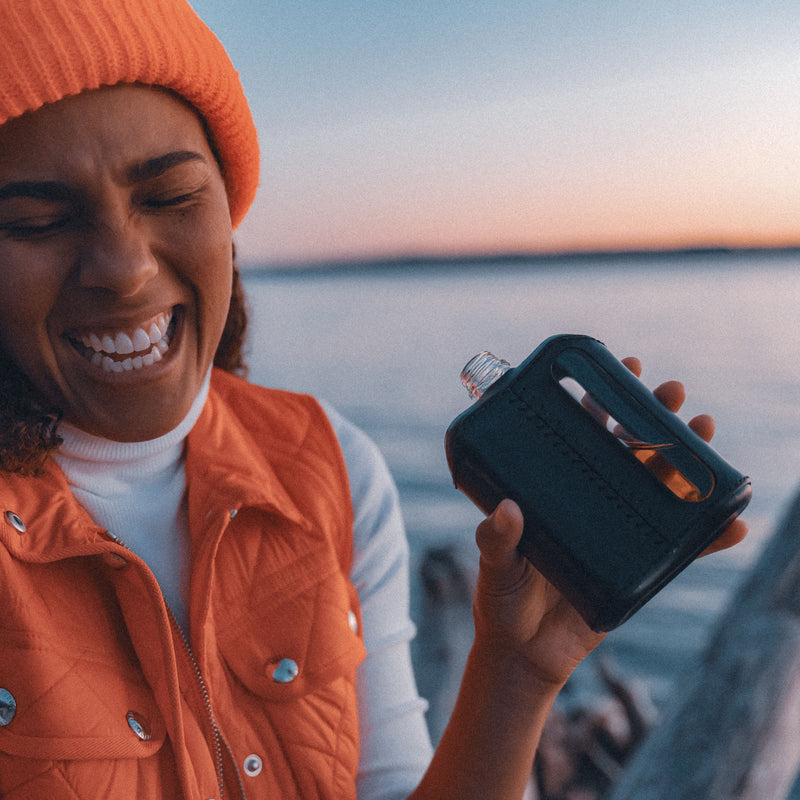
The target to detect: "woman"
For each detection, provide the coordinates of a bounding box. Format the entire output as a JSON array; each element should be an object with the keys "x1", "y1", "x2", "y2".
[{"x1": 0, "y1": 1, "x2": 746, "y2": 798}]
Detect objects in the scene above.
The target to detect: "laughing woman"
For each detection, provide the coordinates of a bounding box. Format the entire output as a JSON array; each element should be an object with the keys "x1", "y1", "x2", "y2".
[{"x1": 0, "y1": 1, "x2": 746, "y2": 799}]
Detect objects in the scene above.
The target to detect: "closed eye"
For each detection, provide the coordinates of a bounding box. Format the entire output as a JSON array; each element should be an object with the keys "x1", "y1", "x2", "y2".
[
  {"x1": 143, "y1": 191, "x2": 198, "y2": 209},
  {"x1": 0, "y1": 214, "x2": 72, "y2": 238}
]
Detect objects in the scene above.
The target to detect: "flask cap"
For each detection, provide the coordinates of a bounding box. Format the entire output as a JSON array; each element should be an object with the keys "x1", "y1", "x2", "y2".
[{"x1": 461, "y1": 352, "x2": 511, "y2": 399}]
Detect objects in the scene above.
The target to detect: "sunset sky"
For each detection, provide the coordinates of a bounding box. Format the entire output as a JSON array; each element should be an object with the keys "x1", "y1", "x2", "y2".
[{"x1": 191, "y1": 0, "x2": 800, "y2": 267}]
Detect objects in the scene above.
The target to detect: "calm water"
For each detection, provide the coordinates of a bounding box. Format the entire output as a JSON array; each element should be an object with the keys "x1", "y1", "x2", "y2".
[{"x1": 241, "y1": 249, "x2": 800, "y2": 716}]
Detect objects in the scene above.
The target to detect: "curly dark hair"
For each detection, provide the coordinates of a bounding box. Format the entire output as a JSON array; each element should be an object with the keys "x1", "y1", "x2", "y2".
[{"x1": 0, "y1": 260, "x2": 249, "y2": 475}]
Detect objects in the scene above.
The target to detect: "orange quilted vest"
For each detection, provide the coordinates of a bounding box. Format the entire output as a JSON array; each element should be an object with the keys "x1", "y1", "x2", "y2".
[{"x1": 0, "y1": 369, "x2": 365, "y2": 799}]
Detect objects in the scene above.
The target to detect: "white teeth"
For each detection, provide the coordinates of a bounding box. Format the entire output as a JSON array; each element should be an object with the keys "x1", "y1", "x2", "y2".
[
  {"x1": 115, "y1": 332, "x2": 134, "y2": 355},
  {"x1": 77, "y1": 311, "x2": 173, "y2": 373},
  {"x1": 132, "y1": 328, "x2": 151, "y2": 351},
  {"x1": 100, "y1": 345, "x2": 164, "y2": 372}
]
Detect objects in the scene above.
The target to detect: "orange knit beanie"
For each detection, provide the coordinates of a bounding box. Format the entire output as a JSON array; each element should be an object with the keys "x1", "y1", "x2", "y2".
[{"x1": 0, "y1": 0, "x2": 259, "y2": 229}]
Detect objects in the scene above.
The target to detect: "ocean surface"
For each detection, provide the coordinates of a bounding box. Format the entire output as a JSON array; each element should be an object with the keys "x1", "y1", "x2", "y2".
[{"x1": 241, "y1": 248, "x2": 800, "y2": 776}]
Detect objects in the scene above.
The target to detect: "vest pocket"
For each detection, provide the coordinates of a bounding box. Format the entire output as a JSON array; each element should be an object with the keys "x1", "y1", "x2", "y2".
[
  {"x1": 0, "y1": 632, "x2": 167, "y2": 797},
  {"x1": 217, "y1": 548, "x2": 366, "y2": 701}
]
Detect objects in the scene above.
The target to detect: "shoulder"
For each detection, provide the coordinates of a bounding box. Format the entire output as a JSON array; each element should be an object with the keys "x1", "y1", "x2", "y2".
[
  {"x1": 318, "y1": 403, "x2": 390, "y2": 483},
  {"x1": 316, "y1": 401, "x2": 400, "y2": 515},
  {"x1": 210, "y1": 368, "x2": 325, "y2": 425},
  {"x1": 317, "y1": 401, "x2": 409, "y2": 592}
]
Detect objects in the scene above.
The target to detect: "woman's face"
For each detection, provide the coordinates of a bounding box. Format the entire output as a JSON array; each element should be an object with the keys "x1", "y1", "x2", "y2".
[{"x1": 0, "y1": 84, "x2": 233, "y2": 441}]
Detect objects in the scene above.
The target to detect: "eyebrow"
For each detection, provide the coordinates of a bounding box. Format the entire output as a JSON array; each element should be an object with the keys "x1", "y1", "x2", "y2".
[
  {"x1": 126, "y1": 150, "x2": 208, "y2": 183},
  {"x1": 0, "y1": 150, "x2": 208, "y2": 203}
]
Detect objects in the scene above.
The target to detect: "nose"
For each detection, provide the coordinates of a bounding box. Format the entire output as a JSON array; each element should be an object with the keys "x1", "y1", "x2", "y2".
[{"x1": 78, "y1": 215, "x2": 159, "y2": 296}]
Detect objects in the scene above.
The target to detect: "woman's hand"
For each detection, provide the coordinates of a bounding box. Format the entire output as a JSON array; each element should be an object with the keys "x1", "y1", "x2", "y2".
[
  {"x1": 617, "y1": 357, "x2": 747, "y2": 555},
  {"x1": 414, "y1": 359, "x2": 749, "y2": 799},
  {"x1": 471, "y1": 357, "x2": 748, "y2": 689}
]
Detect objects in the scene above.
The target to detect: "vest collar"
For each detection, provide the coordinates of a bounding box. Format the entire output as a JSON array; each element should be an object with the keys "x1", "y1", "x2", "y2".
[
  {"x1": 185, "y1": 373, "x2": 309, "y2": 533},
  {"x1": 0, "y1": 460, "x2": 107, "y2": 563},
  {"x1": 0, "y1": 374, "x2": 312, "y2": 563}
]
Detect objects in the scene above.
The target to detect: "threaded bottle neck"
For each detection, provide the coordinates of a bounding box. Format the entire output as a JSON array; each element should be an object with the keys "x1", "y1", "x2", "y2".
[{"x1": 461, "y1": 352, "x2": 512, "y2": 400}]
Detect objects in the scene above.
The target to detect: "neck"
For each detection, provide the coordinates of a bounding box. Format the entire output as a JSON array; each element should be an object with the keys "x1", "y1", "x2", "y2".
[{"x1": 55, "y1": 369, "x2": 211, "y2": 468}]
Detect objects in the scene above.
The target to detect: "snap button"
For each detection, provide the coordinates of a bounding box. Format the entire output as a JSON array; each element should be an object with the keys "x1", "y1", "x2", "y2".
[
  {"x1": 4, "y1": 511, "x2": 25, "y2": 534},
  {"x1": 271, "y1": 658, "x2": 299, "y2": 684},
  {"x1": 243, "y1": 754, "x2": 263, "y2": 777},
  {"x1": 0, "y1": 689, "x2": 16, "y2": 726},
  {"x1": 126, "y1": 711, "x2": 151, "y2": 741},
  {"x1": 229, "y1": 509, "x2": 238, "y2": 519},
  {"x1": 348, "y1": 609, "x2": 358, "y2": 634}
]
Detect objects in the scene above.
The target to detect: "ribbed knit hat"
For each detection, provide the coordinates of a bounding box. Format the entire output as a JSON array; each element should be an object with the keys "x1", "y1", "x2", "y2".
[{"x1": 0, "y1": 0, "x2": 259, "y2": 229}]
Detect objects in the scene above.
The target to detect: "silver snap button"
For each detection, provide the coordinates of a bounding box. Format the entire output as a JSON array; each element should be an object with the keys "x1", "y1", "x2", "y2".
[
  {"x1": 271, "y1": 658, "x2": 299, "y2": 684},
  {"x1": 126, "y1": 711, "x2": 151, "y2": 741},
  {"x1": 0, "y1": 689, "x2": 16, "y2": 726},
  {"x1": 229, "y1": 508, "x2": 238, "y2": 519},
  {"x1": 348, "y1": 609, "x2": 358, "y2": 634},
  {"x1": 4, "y1": 511, "x2": 25, "y2": 533},
  {"x1": 243, "y1": 753, "x2": 263, "y2": 777}
]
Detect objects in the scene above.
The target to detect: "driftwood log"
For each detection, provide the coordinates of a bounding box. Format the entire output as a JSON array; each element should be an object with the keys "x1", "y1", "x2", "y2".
[{"x1": 609, "y1": 490, "x2": 800, "y2": 800}]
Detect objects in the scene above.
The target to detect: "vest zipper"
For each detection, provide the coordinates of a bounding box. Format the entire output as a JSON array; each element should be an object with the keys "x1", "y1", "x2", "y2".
[
  {"x1": 169, "y1": 607, "x2": 249, "y2": 800},
  {"x1": 105, "y1": 532, "x2": 247, "y2": 800}
]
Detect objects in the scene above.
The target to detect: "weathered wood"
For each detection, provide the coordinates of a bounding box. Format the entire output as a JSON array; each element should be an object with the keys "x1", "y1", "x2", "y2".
[
  {"x1": 414, "y1": 544, "x2": 476, "y2": 744},
  {"x1": 412, "y1": 544, "x2": 653, "y2": 800},
  {"x1": 609, "y1": 490, "x2": 800, "y2": 800}
]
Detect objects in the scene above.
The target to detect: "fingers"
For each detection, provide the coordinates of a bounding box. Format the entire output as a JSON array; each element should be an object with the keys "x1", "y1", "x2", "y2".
[
  {"x1": 688, "y1": 413, "x2": 715, "y2": 442},
  {"x1": 625, "y1": 361, "x2": 717, "y2": 443},
  {"x1": 653, "y1": 379, "x2": 686, "y2": 413},
  {"x1": 475, "y1": 499, "x2": 533, "y2": 597},
  {"x1": 701, "y1": 517, "x2": 749, "y2": 556},
  {"x1": 621, "y1": 356, "x2": 642, "y2": 377},
  {"x1": 475, "y1": 499, "x2": 524, "y2": 570},
  {"x1": 625, "y1": 360, "x2": 746, "y2": 558},
  {"x1": 624, "y1": 358, "x2": 688, "y2": 418}
]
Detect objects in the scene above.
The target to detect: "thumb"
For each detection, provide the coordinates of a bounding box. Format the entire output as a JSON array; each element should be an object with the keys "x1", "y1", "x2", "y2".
[{"x1": 475, "y1": 498, "x2": 525, "y2": 573}]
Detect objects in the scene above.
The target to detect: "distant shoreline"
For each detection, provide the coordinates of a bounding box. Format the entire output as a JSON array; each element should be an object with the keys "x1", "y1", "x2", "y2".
[{"x1": 242, "y1": 244, "x2": 800, "y2": 277}]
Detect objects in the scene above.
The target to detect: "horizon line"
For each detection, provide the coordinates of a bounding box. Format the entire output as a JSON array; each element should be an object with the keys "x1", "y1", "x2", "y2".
[{"x1": 241, "y1": 243, "x2": 800, "y2": 275}]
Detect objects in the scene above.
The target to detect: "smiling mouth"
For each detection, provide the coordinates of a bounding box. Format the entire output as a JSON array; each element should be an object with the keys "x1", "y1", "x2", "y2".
[{"x1": 67, "y1": 309, "x2": 178, "y2": 373}]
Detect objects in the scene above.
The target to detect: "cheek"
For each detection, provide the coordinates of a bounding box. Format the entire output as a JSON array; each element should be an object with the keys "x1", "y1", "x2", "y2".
[
  {"x1": 0, "y1": 251, "x2": 62, "y2": 372},
  {"x1": 158, "y1": 181, "x2": 231, "y2": 276},
  {"x1": 203, "y1": 257, "x2": 234, "y2": 342},
  {"x1": 179, "y1": 217, "x2": 234, "y2": 345},
  {"x1": 0, "y1": 301, "x2": 62, "y2": 409}
]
